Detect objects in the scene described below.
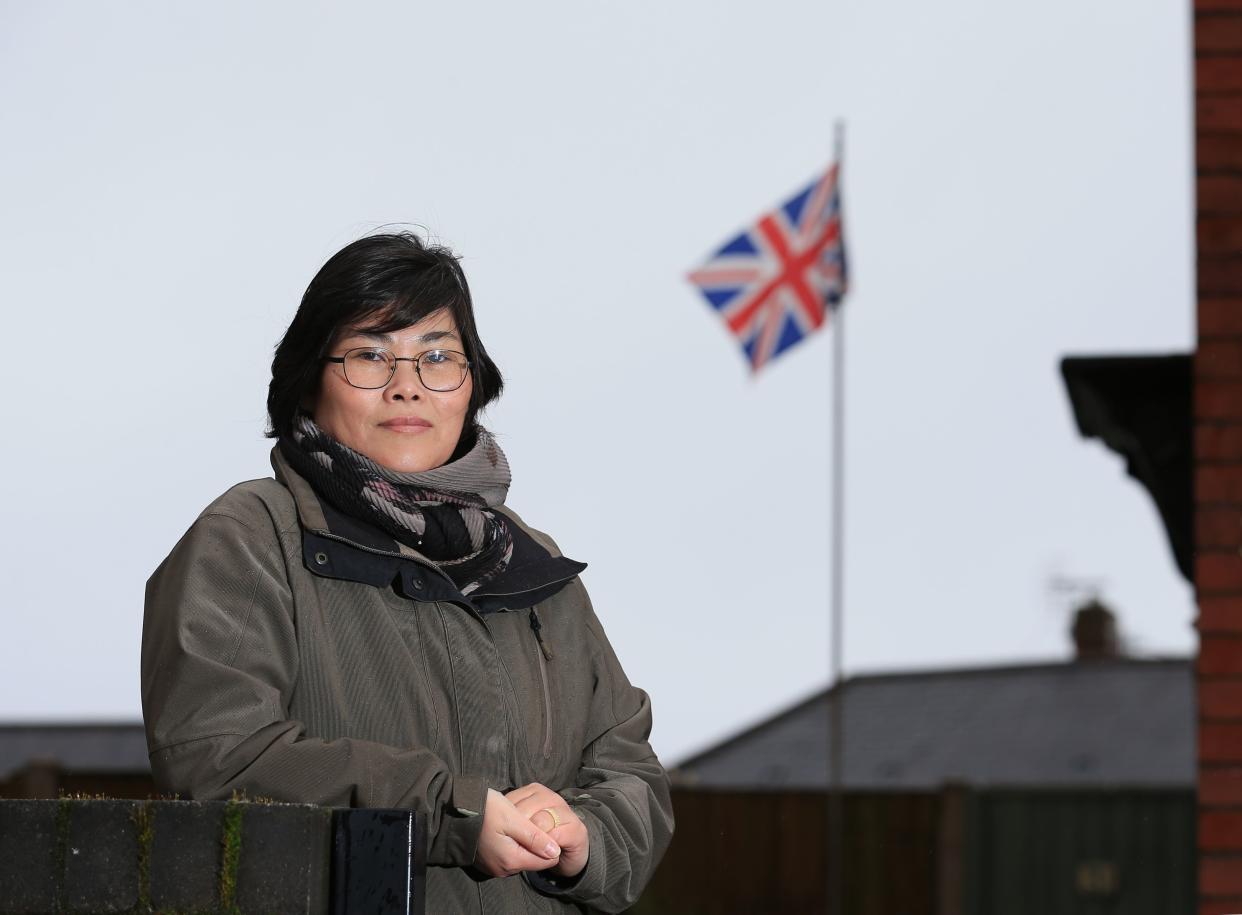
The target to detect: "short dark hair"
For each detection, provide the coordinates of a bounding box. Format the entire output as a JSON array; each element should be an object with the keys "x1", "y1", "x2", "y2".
[{"x1": 266, "y1": 232, "x2": 504, "y2": 448}]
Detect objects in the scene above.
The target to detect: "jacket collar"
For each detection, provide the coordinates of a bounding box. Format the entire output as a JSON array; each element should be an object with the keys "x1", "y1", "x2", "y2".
[{"x1": 271, "y1": 446, "x2": 585, "y2": 614}]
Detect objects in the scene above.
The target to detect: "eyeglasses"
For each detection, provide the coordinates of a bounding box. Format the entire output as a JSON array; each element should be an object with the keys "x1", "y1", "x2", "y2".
[{"x1": 324, "y1": 347, "x2": 472, "y2": 392}]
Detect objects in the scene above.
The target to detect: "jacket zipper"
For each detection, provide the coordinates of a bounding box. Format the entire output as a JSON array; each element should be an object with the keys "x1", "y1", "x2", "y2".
[{"x1": 528, "y1": 607, "x2": 554, "y2": 759}]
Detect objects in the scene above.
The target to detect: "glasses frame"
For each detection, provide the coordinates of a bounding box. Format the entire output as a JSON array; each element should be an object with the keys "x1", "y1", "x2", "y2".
[{"x1": 324, "y1": 347, "x2": 473, "y2": 392}]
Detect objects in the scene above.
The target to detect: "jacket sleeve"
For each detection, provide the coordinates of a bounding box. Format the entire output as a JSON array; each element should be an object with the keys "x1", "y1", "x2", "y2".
[
  {"x1": 526, "y1": 582, "x2": 675, "y2": 912},
  {"x1": 140, "y1": 509, "x2": 486, "y2": 868}
]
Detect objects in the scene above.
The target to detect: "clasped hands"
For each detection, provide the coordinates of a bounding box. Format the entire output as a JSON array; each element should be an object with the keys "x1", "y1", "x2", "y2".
[{"x1": 476, "y1": 783, "x2": 589, "y2": 880}]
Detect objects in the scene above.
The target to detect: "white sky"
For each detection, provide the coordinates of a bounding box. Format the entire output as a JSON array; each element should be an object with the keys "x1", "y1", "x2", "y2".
[{"x1": 0, "y1": 1, "x2": 1193, "y2": 764}]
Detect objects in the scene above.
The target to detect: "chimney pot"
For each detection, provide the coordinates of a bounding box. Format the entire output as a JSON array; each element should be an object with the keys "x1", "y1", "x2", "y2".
[{"x1": 1072, "y1": 599, "x2": 1120, "y2": 660}]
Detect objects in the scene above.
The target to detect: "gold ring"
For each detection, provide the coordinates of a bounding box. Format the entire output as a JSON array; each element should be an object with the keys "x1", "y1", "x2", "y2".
[{"x1": 541, "y1": 806, "x2": 561, "y2": 829}]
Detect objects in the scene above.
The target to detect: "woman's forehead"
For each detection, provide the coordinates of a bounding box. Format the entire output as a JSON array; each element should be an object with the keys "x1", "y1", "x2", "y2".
[{"x1": 337, "y1": 309, "x2": 460, "y2": 344}]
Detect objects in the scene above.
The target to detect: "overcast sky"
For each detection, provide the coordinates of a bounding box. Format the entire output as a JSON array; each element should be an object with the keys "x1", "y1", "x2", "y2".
[{"x1": 0, "y1": 1, "x2": 1192, "y2": 764}]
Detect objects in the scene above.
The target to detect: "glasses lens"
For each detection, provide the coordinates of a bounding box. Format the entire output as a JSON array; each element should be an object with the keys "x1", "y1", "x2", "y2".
[
  {"x1": 343, "y1": 348, "x2": 394, "y2": 389},
  {"x1": 418, "y1": 350, "x2": 469, "y2": 391}
]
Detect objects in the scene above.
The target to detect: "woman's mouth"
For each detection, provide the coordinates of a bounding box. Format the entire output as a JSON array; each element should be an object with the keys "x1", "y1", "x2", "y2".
[{"x1": 380, "y1": 416, "x2": 432, "y2": 431}]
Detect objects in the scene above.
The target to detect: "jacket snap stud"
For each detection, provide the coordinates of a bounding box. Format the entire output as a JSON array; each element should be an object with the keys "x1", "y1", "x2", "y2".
[
  {"x1": 314, "y1": 552, "x2": 328, "y2": 565},
  {"x1": 411, "y1": 578, "x2": 423, "y2": 590}
]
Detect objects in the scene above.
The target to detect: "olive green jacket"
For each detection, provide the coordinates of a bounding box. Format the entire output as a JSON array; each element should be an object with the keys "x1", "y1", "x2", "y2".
[{"x1": 141, "y1": 450, "x2": 673, "y2": 913}]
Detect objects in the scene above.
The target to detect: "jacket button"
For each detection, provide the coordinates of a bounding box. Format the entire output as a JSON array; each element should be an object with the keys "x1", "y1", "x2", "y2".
[
  {"x1": 411, "y1": 578, "x2": 423, "y2": 590},
  {"x1": 314, "y1": 552, "x2": 328, "y2": 565}
]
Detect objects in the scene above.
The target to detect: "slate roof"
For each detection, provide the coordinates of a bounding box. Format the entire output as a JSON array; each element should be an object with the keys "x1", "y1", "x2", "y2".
[
  {"x1": 0, "y1": 723, "x2": 149, "y2": 779},
  {"x1": 672, "y1": 658, "x2": 1194, "y2": 790}
]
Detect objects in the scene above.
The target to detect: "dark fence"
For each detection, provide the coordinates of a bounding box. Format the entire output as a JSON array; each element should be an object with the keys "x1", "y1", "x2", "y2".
[
  {"x1": 629, "y1": 789, "x2": 937, "y2": 915},
  {"x1": 0, "y1": 799, "x2": 425, "y2": 915},
  {"x1": 964, "y1": 789, "x2": 1196, "y2": 915},
  {"x1": 0, "y1": 777, "x2": 1195, "y2": 914},
  {"x1": 0, "y1": 760, "x2": 155, "y2": 803},
  {"x1": 630, "y1": 787, "x2": 1195, "y2": 915}
]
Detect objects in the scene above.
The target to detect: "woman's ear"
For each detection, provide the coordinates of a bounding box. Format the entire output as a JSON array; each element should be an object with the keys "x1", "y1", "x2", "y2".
[{"x1": 299, "y1": 385, "x2": 318, "y2": 419}]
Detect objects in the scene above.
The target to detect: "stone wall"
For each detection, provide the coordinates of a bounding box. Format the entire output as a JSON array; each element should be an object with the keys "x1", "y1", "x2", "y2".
[{"x1": 0, "y1": 799, "x2": 424, "y2": 915}]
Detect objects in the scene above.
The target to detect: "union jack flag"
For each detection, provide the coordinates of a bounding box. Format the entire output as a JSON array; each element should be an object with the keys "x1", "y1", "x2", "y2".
[{"x1": 687, "y1": 161, "x2": 847, "y2": 373}]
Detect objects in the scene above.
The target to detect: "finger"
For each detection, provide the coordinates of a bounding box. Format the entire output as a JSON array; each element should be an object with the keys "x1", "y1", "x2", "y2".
[
  {"x1": 549, "y1": 822, "x2": 587, "y2": 850},
  {"x1": 537, "y1": 804, "x2": 586, "y2": 842},
  {"x1": 512, "y1": 793, "x2": 559, "y2": 819},
  {"x1": 497, "y1": 841, "x2": 561, "y2": 874},
  {"x1": 505, "y1": 813, "x2": 561, "y2": 859},
  {"x1": 506, "y1": 784, "x2": 557, "y2": 810},
  {"x1": 504, "y1": 784, "x2": 535, "y2": 802},
  {"x1": 530, "y1": 808, "x2": 558, "y2": 834}
]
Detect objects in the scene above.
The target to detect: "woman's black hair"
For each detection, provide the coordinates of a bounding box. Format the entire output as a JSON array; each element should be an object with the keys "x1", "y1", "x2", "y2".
[{"x1": 267, "y1": 232, "x2": 504, "y2": 450}]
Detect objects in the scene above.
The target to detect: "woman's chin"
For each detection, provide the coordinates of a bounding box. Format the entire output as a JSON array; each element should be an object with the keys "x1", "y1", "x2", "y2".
[{"x1": 371, "y1": 449, "x2": 447, "y2": 474}]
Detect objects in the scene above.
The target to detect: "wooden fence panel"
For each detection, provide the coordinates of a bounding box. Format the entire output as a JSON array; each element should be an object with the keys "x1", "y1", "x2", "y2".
[
  {"x1": 965, "y1": 790, "x2": 1195, "y2": 915},
  {"x1": 634, "y1": 788, "x2": 1193, "y2": 915},
  {"x1": 631, "y1": 789, "x2": 937, "y2": 915}
]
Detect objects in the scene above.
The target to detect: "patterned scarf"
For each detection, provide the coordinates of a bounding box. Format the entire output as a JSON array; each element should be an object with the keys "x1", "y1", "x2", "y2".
[{"x1": 279, "y1": 414, "x2": 513, "y2": 595}]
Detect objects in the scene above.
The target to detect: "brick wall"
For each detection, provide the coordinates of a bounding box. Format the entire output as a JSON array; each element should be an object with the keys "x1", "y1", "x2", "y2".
[{"x1": 1197, "y1": 1, "x2": 1242, "y2": 912}]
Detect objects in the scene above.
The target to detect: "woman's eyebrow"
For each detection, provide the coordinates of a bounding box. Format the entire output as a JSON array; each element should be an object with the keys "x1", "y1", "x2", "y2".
[
  {"x1": 416, "y1": 330, "x2": 460, "y2": 344},
  {"x1": 353, "y1": 330, "x2": 393, "y2": 343}
]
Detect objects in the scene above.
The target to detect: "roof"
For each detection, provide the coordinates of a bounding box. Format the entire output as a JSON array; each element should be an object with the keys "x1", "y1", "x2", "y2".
[
  {"x1": 672, "y1": 658, "x2": 1194, "y2": 790},
  {"x1": 0, "y1": 723, "x2": 149, "y2": 779}
]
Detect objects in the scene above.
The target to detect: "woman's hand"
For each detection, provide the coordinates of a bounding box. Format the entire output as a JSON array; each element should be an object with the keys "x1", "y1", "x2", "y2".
[
  {"x1": 475, "y1": 788, "x2": 563, "y2": 878},
  {"x1": 506, "y1": 783, "x2": 590, "y2": 879}
]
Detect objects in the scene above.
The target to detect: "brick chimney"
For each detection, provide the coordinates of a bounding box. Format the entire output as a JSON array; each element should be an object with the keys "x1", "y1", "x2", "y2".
[
  {"x1": 1071, "y1": 599, "x2": 1121, "y2": 661},
  {"x1": 1195, "y1": 0, "x2": 1242, "y2": 908}
]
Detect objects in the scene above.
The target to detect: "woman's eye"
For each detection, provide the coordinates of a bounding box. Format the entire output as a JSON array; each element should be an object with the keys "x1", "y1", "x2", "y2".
[
  {"x1": 422, "y1": 350, "x2": 449, "y2": 365},
  {"x1": 352, "y1": 349, "x2": 388, "y2": 363}
]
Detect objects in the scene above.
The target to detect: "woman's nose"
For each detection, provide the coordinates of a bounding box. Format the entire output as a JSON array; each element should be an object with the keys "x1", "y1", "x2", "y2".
[{"x1": 384, "y1": 358, "x2": 422, "y2": 400}]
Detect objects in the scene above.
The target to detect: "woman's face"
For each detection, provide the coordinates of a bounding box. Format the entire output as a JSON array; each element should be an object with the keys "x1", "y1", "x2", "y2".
[{"x1": 313, "y1": 309, "x2": 473, "y2": 473}]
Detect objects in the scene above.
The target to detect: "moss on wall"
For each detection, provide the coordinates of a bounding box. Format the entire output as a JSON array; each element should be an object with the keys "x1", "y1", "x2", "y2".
[{"x1": 218, "y1": 798, "x2": 244, "y2": 915}]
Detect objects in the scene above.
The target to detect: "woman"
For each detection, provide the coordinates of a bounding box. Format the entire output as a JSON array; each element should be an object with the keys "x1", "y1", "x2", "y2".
[{"x1": 141, "y1": 232, "x2": 674, "y2": 912}]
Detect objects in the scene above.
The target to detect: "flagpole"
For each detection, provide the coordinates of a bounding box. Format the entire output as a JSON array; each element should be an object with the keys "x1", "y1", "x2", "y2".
[{"x1": 826, "y1": 119, "x2": 847, "y2": 915}]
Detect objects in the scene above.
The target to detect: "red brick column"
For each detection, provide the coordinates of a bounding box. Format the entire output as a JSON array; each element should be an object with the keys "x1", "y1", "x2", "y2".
[{"x1": 1197, "y1": 3, "x2": 1242, "y2": 912}]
